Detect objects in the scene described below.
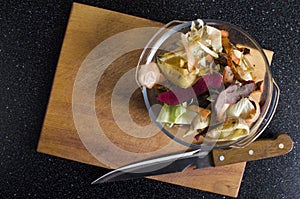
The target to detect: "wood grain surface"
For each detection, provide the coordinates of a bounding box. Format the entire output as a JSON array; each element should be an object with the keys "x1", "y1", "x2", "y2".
[{"x1": 37, "y1": 3, "x2": 274, "y2": 197}]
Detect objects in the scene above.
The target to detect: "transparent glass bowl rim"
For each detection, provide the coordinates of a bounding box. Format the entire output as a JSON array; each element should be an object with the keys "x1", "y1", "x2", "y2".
[{"x1": 136, "y1": 19, "x2": 279, "y2": 149}]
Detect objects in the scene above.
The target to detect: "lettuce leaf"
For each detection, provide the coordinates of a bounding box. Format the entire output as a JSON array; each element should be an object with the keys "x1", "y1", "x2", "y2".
[{"x1": 157, "y1": 103, "x2": 198, "y2": 127}]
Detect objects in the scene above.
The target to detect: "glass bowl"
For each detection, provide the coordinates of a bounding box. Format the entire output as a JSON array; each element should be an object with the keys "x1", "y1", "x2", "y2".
[{"x1": 136, "y1": 19, "x2": 280, "y2": 149}]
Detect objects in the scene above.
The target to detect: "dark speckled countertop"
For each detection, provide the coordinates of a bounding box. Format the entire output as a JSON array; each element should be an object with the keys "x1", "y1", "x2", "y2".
[{"x1": 0, "y1": 1, "x2": 299, "y2": 198}]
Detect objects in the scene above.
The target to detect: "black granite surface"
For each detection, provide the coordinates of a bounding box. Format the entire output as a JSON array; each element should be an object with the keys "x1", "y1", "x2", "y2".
[{"x1": 0, "y1": 0, "x2": 299, "y2": 198}]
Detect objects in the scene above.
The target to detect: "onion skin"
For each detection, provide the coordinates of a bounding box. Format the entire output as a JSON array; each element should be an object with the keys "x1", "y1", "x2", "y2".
[{"x1": 138, "y1": 62, "x2": 161, "y2": 89}]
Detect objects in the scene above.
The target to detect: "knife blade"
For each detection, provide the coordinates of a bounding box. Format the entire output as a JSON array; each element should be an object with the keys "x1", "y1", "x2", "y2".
[{"x1": 92, "y1": 134, "x2": 293, "y2": 184}]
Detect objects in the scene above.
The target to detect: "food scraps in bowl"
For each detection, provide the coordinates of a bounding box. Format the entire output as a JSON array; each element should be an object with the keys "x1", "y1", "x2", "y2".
[{"x1": 137, "y1": 19, "x2": 266, "y2": 144}]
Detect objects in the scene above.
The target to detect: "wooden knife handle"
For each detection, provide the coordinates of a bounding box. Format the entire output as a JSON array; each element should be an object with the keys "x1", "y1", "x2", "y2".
[{"x1": 212, "y1": 134, "x2": 293, "y2": 167}]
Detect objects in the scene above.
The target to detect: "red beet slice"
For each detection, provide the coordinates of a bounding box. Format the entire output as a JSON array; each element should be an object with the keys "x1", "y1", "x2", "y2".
[{"x1": 157, "y1": 73, "x2": 223, "y2": 105}]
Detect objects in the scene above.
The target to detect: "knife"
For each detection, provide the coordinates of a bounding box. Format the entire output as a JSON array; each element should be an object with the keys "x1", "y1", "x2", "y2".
[{"x1": 92, "y1": 134, "x2": 293, "y2": 184}]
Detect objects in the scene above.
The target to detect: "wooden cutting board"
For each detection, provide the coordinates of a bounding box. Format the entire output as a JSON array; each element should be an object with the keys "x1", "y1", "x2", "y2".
[{"x1": 37, "y1": 3, "x2": 273, "y2": 197}]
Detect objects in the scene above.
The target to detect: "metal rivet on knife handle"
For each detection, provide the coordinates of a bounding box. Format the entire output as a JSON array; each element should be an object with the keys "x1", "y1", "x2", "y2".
[
  {"x1": 248, "y1": 150, "x2": 254, "y2": 155},
  {"x1": 212, "y1": 134, "x2": 293, "y2": 167},
  {"x1": 219, "y1": 155, "x2": 225, "y2": 161}
]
